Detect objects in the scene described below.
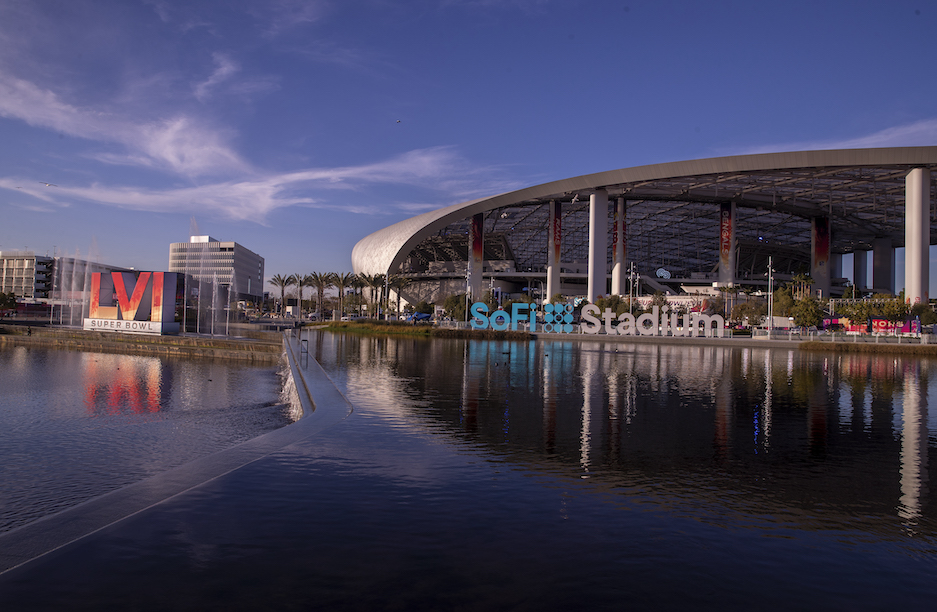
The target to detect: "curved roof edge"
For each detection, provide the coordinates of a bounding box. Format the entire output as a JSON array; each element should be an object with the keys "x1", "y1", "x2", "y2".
[{"x1": 352, "y1": 147, "x2": 937, "y2": 276}]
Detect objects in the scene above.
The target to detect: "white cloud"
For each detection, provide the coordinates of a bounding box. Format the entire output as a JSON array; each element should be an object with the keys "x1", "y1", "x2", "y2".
[
  {"x1": 0, "y1": 147, "x2": 524, "y2": 222},
  {"x1": 194, "y1": 53, "x2": 241, "y2": 102},
  {"x1": 727, "y1": 119, "x2": 937, "y2": 155},
  {"x1": 0, "y1": 70, "x2": 251, "y2": 178}
]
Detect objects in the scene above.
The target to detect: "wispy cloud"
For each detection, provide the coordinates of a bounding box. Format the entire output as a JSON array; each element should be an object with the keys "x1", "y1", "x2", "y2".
[
  {"x1": 726, "y1": 119, "x2": 937, "y2": 155},
  {"x1": 0, "y1": 146, "x2": 524, "y2": 221},
  {"x1": 0, "y1": 71, "x2": 251, "y2": 178},
  {"x1": 194, "y1": 53, "x2": 241, "y2": 102}
]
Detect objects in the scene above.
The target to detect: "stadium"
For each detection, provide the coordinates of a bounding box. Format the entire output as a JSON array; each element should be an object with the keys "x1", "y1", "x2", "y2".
[{"x1": 352, "y1": 147, "x2": 937, "y2": 310}]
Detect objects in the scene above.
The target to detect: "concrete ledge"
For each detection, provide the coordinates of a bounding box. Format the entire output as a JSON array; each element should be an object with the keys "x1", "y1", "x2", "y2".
[{"x1": 0, "y1": 326, "x2": 282, "y2": 364}]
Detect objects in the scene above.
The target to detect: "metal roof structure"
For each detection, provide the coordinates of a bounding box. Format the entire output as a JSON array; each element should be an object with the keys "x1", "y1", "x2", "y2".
[{"x1": 352, "y1": 147, "x2": 937, "y2": 286}]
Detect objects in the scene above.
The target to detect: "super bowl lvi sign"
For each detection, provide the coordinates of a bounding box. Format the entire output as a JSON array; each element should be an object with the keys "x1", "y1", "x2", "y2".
[{"x1": 83, "y1": 271, "x2": 180, "y2": 335}]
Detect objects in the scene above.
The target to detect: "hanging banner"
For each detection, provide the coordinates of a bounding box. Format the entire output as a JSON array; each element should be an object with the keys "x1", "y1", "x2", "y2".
[{"x1": 720, "y1": 202, "x2": 733, "y2": 267}]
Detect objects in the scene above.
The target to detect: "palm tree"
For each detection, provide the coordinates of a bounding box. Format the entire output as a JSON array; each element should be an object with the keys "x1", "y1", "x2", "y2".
[
  {"x1": 268, "y1": 274, "x2": 295, "y2": 317},
  {"x1": 351, "y1": 274, "x2": 366, "y2": 316},
  {"x1": 388, "y1": 275, "x2": 411, "y2": 318},
  {"x1": 292, "y1": 274, "x2": 309, "y2": 317},
  {"x1": 308, "y1": 272, "x2": 336, "y2": 319},
  {"x1": 360, "y1": 273, "x2": 385, "y2": 318},
  {"x1": 333, "y1": 272, "x2": 356, "y2": 319}
]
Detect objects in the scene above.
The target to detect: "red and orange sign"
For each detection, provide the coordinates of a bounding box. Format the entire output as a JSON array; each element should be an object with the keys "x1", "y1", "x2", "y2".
[{"x1": 86, "y1": 271, "x2": 179, "y2": 334}]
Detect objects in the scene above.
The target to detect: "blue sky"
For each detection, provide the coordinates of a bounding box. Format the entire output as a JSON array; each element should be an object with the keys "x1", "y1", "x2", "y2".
[{"x1": 1, "y1": 0, "x2": 936, "y2": 291}]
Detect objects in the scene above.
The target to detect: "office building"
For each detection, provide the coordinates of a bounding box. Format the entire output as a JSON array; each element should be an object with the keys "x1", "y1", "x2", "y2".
[{"x1": 168, "y1": 236, "x2": 265, "y2": 302}]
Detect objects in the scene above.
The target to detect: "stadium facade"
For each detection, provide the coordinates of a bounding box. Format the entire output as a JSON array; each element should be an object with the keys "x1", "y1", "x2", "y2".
[{"x1": 352, "y1": 148, "x2": 937, "y2": 307}]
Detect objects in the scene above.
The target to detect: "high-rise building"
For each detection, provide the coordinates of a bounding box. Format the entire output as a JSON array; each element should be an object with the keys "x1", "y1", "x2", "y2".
[{"x1": 168, "y1": 236, "x2": 265, "y2": 302}]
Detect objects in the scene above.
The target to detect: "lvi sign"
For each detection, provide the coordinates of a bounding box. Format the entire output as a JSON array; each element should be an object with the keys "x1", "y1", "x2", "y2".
[{"x1": 84, "y1": 271, "x2": 180, "y2": 335}]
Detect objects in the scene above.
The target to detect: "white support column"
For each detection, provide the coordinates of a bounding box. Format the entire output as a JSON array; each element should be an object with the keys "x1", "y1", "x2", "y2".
[
  {"x1": 467, "y1": 212, "x2": 484, "y2": 300},
  {"x1": 853, "y1": 250, "x2": 868, "y2": 293},
  {"x1": 611, "y1": 197, "x2": 626, "y2": 295},
  {"x1": 587, "y1": 190, "x2": 608, "y2": 302},
  {"x1": 546, "y1": 200, "x2": 562, "y2": 302},
  {"x1": 905, "y1": 168, "x2": 931, "y2": 304},
  {"x1": 872, "y1": 237, "x2": 894, "y2": 295},
  {"x1": 811, "y1": 216, "x2": 831, "y2": 299},
  {"x1": 718, "y1": 202, "x2": 736, "y2": 287}
]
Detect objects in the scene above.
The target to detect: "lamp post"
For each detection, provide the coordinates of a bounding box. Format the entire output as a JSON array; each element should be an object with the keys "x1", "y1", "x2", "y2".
[
  {"x1": 766, "y1": 256, "x2": 774, "y2": 339},
  {"x1": 628, "y1": 262, "x2": 638, "y2": 315}
]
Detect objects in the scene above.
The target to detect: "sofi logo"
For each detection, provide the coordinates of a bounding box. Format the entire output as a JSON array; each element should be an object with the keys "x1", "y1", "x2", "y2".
[{"x1": 469, "y1": 302, "x2": 576, "y2": 333}]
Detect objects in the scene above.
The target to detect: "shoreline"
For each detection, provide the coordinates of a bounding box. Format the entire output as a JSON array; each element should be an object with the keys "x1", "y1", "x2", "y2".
[{"x1": 0, "y1": 324, "x2": 283, "y2": 364}]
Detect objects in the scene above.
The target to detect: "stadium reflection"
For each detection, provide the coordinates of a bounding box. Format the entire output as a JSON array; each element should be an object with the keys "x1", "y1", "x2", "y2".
[{"x1": 314, "y1": 331, "x2": 937, "y2": 536}]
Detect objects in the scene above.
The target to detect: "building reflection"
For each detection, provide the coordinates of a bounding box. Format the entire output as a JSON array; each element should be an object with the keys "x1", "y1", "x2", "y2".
[{"x1": 318, "y1": 330, "x2": 937, "y2": 536}]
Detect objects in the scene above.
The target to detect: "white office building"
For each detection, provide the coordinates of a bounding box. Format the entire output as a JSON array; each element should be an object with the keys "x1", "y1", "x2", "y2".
[{"x1": 168, "y1": 236, "x2": 265, "y2": 302}]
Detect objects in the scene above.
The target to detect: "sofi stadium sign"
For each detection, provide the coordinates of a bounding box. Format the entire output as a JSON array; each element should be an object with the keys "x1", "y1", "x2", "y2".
[
  {"x1": 83, "y1": 271, "x2": 180, "y2": 335},
  {"x1": 470, "y1": 302, "x2": 726, "y2": 337}
]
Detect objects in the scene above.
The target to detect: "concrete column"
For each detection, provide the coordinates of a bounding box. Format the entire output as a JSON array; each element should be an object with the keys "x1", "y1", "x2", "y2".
[
  {"x1": 811, "y1": 216, "x2": 831, "y2": 298},
  {"x1": 853, "y1": 250, "x2": 868, "y2": 293},
  {"x1": 872, "y1": 237, "x2": 894, "y2": 295},
  {"x1": 831, "y1": 253, "x2": 843, "y2": 280},
  {"x1": 467, "y1": 213, "x2": 484, "y2": 300},
  {"x1": 718, "y1": 202, "x2": 736, "y2": 286},
  {"x1": 587, "y1": 190, "x2": 608, "y2": 302},
  {"x1": 611, "y1": 197, "x2": 627, "y2": 295},
  {"x1": 905, "y1": 168, "x2": 931, "y2": 304},
  {"x1": 546, "y1": 200, "x2": 562, "y2": 301}
]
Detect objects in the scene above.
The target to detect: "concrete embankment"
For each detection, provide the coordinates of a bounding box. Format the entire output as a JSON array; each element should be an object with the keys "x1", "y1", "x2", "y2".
[{"x1": 0, "y1": 324, "x2": 283, "y2": 364}]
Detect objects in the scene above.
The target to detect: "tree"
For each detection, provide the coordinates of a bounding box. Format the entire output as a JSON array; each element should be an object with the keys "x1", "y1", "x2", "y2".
[
  {"x1": 772, "y1": 285, "x2": 794, "y2": 317},
  {"x1": 388, "y1": 275, "x2": 411, "y2": 317},
  {"x1": 731, "y1": 300, "x2": 767, "y2": 326},
  {"x1": 359, "y1": 273, "x2": 385, "y2": 318},
  {"x1": 911, "y1": 303, "x2": 937, "y2": 325},
  {"x1": 595, "y1": 294, "x2": 628, "y2": 316},
  {"x1": 413, "y1": 300, "x2": 434, "y2": 315},
  {"x1": 443, "y1": 293, "x2": 467, "y2": 321},
  {"x1": 792, "y1": 273, "x2": 814, "y2": 301},
  {"x1": 293, "y1": 274, "x2": 310, "y2": 315},
  {"x1": 333, "y1": 272, "x2": 356, "y2": 318},
  {"x1": 268, "y1": 274, "x2": 295, "y2": 317},
  {"x1": 308, "y1": 272, "x2": 335, "y2": 318},
  {"x1": 351, "y1": 275, "x2": 366, "y2": 316},
  {"x1": 790, "y1": 296, "x2": 823, "y2": 328}
]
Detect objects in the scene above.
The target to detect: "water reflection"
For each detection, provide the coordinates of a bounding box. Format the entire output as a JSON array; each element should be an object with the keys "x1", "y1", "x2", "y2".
[
  {"x1": 311, "y1": 331, "x2": 937, "y2": 539},
  {"x1": 0, "y1": 346, "x2": 291, "y2": 533},
  {"x1": 82, "y1": 353, "x2": 163, "y2": 415}
]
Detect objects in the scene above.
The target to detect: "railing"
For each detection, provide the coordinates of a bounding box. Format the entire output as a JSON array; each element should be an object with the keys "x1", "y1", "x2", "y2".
[{"x1": 435, "y1": 319, "x2": 933, "y2": 344}]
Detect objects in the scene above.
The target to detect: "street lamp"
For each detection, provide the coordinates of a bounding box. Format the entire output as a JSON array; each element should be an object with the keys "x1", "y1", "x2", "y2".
[{"x1": 766, "y1": 256, "x2": 774, "y2": 339}]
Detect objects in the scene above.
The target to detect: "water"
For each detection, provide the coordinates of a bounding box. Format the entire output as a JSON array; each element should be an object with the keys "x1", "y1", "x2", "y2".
[
  {"x1": 0, "y1": 345, "x2": 294, "y2": 534},
  {"x1": 2, "y1": 333, "x2": 937, "y2": 608}
]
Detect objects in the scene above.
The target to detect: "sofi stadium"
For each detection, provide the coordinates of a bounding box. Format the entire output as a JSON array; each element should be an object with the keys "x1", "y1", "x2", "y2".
[{"x1": 352, "y1": 147, "x2": 937, "y2": 308}]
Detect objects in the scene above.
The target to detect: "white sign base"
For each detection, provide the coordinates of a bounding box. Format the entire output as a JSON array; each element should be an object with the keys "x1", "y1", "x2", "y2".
[{"x1": 83, "y1": 319, "x2": 180, "y2": 335}]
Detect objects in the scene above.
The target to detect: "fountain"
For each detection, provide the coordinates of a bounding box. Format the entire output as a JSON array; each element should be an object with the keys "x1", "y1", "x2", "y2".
[{"x1": 50, "y1": 242, "x2": 99, "y2": 328}]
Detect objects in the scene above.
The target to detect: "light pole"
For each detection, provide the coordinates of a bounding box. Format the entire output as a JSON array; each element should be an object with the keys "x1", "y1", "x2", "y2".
[{"x1": 766, "y1": 256, "x2": 774, "y2": 339}]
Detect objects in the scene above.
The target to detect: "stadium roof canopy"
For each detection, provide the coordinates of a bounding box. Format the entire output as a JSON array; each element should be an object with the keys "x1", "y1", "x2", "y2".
[{"x1": 352, "y1": 147, "x2": 937, "y2": 282}]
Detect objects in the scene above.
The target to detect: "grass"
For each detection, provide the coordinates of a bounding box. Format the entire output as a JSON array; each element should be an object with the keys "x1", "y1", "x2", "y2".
[{"x1": 800, "y1": 340, "x2": 937, "y2": 356}]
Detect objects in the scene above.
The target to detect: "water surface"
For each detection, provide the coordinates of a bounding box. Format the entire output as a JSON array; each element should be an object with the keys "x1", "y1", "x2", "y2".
[{"x1": 0, "y1": 345, "x2": 293, "y2": 533}]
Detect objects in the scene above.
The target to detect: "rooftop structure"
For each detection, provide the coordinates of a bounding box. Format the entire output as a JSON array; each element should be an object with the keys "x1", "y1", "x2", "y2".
[{"x1": 353, "y1": 147, "x2": 937, "y2": 305}]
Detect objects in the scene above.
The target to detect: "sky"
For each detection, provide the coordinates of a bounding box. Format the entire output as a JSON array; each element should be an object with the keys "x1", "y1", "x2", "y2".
[{"x1": 1, "y1": 0, "x2": 936, "y2": 292}]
